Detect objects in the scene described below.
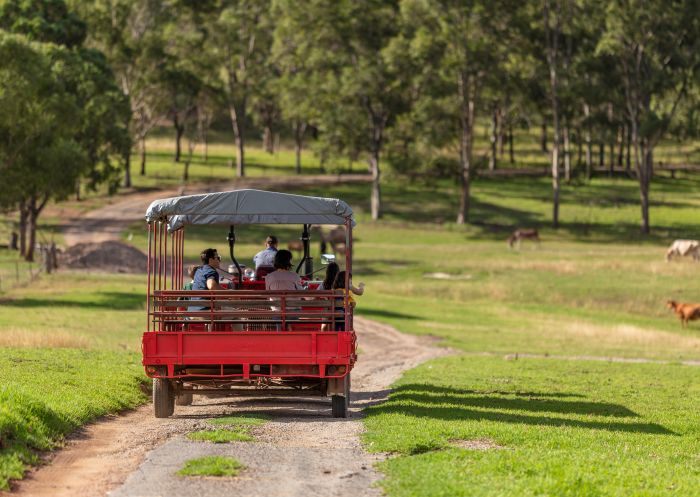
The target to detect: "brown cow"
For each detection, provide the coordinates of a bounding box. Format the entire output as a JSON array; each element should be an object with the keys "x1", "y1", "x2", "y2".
[
  {"x1": 507, "y1": 229, "x2": 540, "y2": 249},
  {"x1": 667, "y1": 300, "x2": 700, "y2": 327}
]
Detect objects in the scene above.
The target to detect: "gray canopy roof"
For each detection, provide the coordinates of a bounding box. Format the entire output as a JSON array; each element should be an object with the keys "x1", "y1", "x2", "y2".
[{"x1": 145, "y1": 189, "x2": 355, "y2": 231}]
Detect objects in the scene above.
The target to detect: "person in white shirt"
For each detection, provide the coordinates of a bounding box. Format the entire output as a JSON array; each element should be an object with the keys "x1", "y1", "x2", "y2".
[
  {"x1": 253, "y1": 235, "x2": 278, "y2": 268},
  {"x1": 265, "y1": 250, "x2": 304, "y2": 290}
]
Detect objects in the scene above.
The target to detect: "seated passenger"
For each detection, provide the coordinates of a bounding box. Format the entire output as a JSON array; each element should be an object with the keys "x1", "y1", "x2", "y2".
[
  {"x1": 317, "y1": 262, "x2": 339, "y2": 291},
  {"x1": 265, "y1": 250, "x2": 304, "y2": 290},
  {"x1": 254, "y1": 235, "x2": 278, "y2": 269},
  {"x1": 189, "y1": 248, "x2": 222, "y2": 312},
  {"x1": 183, "y1": 264, "x2": 199, "y2": 290},
  {"x1": 328, "y1": 270, "x2": 365, "y2": 331}
]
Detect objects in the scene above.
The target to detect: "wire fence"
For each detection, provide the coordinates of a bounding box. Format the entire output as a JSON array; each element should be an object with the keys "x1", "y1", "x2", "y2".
[{"x1": 0, "y1": 260, "x2": 41, "y2": 293}]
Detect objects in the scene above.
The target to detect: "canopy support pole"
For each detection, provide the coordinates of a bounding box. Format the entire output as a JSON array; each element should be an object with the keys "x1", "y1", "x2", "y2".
[
  {"x1": 295, "y1": 224, "x2": 313, "y2": 277},
  {"x1": 228, "y1": 225, "x2": 242, "y2": 289}
]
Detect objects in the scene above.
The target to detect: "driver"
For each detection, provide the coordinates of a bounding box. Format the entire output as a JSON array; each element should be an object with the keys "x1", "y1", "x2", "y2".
[{"x1": 253, "y1": 235, "x2": 278, "y2": 268}]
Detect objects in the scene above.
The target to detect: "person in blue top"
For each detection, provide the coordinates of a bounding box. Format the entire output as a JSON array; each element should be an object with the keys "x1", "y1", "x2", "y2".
[
  {"x1": 189, "y1": 248, "x2": 222, "y2": 311},
  {"x1": 253, "y1": 235, "x2": 278, "y2": 268}
]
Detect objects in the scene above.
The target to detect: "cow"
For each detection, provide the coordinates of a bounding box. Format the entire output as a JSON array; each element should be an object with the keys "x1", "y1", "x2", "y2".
[
  {"x1": 665, "y1": 240, "x2": 700, "y2": 262},
  {"x1": 507, "y1": 229, "x2": 540, "y2": 249},
  {"x1": 667, "y1": 300, "x2": 700, "y2": 327}
]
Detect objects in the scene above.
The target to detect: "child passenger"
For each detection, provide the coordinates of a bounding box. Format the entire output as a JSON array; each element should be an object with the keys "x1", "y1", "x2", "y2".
[
  {"x1": 325, "y1": 270, "x2": 365, "y2": 331},
  {"x1": 183, "y1": 264, "x2": 200, "y2": 290}
]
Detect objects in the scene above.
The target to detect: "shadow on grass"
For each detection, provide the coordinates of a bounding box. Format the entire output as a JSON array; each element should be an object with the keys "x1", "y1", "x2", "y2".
[
  {"x1": 358, "y1": 308, "x2": 420, "y2": 320},
  {"x1": 366, "y1": 383, "x2": 675, "y2": 435},
  {"x1": 0, "y1": 291, "x2": 143, "y2": 310}
]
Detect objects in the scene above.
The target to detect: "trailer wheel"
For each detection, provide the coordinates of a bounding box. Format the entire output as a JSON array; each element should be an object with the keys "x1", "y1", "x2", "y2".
[
  {"x1": 175, "y1": 392, "x2": 193, "y2": 406},
  {"x1": 153, "y1": 378, "x2": 174, "y2": 418},
  {"x1": 331, "y1": 395, "x2": 346, "y2": 418},
  {"x1": 332, "y1": 374, "x2": 351, "y2": 418}
]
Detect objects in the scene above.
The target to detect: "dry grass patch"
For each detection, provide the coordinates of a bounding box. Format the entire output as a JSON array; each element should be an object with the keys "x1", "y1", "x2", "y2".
[
  {"x1": 0, "y1": 327, "x2": 90, "y2": 348},
  {"x1": 547, "y1": 319, "x2": 700, "y2": 352},
  {"x1": 450, "y1": 438, "x2": 505, "y2": 451}
]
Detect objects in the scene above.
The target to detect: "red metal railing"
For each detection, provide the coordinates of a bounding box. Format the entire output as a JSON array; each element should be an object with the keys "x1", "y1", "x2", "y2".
[{"x1": 148, "y1": 290, "x2": 350, "y2": 333}]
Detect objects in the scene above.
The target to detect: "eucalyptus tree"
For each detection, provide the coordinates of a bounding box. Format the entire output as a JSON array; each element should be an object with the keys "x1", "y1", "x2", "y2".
[
  {"x1": 69, "y1": 0, "x2": 169, "y2": 182},
  {"x1": 272, "y1": 0, "x2": 405, "y2": 219},
  {"x1": 0, "y1": 33, "x2": 87, "y2": 261},
  {"x1": 397, "y1": 0, "x2": 515, "y2": 224},
  {"x1": 204, "y1": 0, "x2": 272, "y2": 177},
  {"x1": 599, "y1": 0, "x2": 700, "y2": 233}
]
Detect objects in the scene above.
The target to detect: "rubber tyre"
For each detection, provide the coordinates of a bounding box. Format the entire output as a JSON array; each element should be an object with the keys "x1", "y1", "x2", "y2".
[
  {"x1": 344, "y1": 373, "x2": 351, "y2": 410},
  {"x1": 153, "y1": 378, "x2": 174, "y2": 418},
  {"x1": 331, "y1": 395, "x2": 347, "y2": 418},
  {"x1": 175, "y1": 392, "x2": 193, "y2": 406}
]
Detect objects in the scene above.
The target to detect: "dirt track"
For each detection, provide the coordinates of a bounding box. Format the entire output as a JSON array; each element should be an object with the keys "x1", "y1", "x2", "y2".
[
  {"x1": 5, "y1": 175, "x2": 449, "y2": 497},
  {"x1": 7, "y1": 317, "x2": 448, "y2": 497},
  {"x1": 61, "y1": 174, "x2": 371, "y2": 247}
]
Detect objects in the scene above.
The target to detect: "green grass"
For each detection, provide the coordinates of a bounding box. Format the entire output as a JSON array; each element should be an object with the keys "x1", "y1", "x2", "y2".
[
  {"x1": 177, "y1": 456, "x2": 244, "y2": 477},
  {"x1": 209, "y1": 414, "x2": 270, "y2": 426},
  {"x1": 0, "y1": 273, "x2": 147, "y2": 488},
  {"x1": 365, "y1": 356, "x2": 700, "y2": 497},
  {"x1": 186, "y1": 413, "x2": 271, "y2": 443},
  {"x1": 0, "y1": 272, "x2": 145, "y2": 350},
  {"x1": 187, "y1": 429, "x2": 253, "y2": 443},
  {"x1": 0, "y1": 348, "x2": 146, "y2": 489}
]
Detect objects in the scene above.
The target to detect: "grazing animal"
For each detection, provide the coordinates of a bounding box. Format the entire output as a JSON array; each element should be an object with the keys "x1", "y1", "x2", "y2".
[
  {"x1": 319, "y1": 227, "x2": 348, "y2": 255},
  {"x1": 665, "y1": 240, "x2": 700, "y2": 262},
  {"x1": 287, "y1": 240, "x2": 303, "y2": 255},
  {"x1": 507, "y1": 229, "x2": 540, "y2": 249},
  {"x1": 667, "y1": 300, "x2": 700, "y2": 327}
]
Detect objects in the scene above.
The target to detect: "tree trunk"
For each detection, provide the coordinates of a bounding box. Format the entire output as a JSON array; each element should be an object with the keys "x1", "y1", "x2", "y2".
[
  {"x1": 228, "y1": 103, "x2": 245, "y2": 177},
  {"x1": 625, "y1": 125, "x2": 631, "y2": 172},
  {"x1": 599, "y1": 143, "x2": 604, "y2": 166},
  {"x1": 639, "y1": 143, "x2": 652, "y2": 234},
  {"x1": 609, "y1": 135, "x2": 615, "y2": 176},
  {"x1": 174, "y1": 115, "x2": 184, "y2": 163},
  {"x1": 576, "y1": 127, "x2": 582, "y2": 167},
  {"x1": 544, "y1": 0, "x2": 561, "y2": 228},
  {"x1": 489, "y1": 106, "x2": 497, "y2": 171},
  {"x1": 540, "y1": 120, "x2": 548, "y2": 153},
  {"x1": 263, "y1": 126, "x2": 274, "y2": 154},
  {"x1": 123, "y1": 149, "x2": 132, "y2": 188},
  {"x1": 75, "y1": 179, "x2": 80, "y2": 201},
  {"x1": 25, "y1": 193, "x2": 49, "y2": 263},
  {"x1": 584, "y1": 103, "x2": 592, "y2": 181},
  {"x1": 457, "y1": 73, "x2": 475, "y2": 225},
  {"x1": 369, "y1": 149, "x2": 382, "y2": 220},
  {"x1": 563, "y1": 121, "x2": 571, "y2": 182},
  {"x1": 140, "y1": 137, "x2": 147, "y2": 175},
  {"x1": 617, "y1": 126, "x2": 625, "y2": 166},
  {"x1": 508, "y1": 124, "x2": 515, "y2": 164},
  {"x1": 18, "y1": 200, "x2": 27, "y2": 257},
  {"x1": 498, "y1": 107, "x2": 505, "y2": 157},
  {"x1": 26, "y1": 196, "x2": 37, "y2": 262},
  {"x1": 294, "y1": 121, "x2": 306, "y2": 174}
]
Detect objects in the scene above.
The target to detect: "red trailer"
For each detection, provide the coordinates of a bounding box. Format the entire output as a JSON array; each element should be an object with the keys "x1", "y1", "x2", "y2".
[{"x1": 142, "y1": 189, "x2": 357, "y2": 418}]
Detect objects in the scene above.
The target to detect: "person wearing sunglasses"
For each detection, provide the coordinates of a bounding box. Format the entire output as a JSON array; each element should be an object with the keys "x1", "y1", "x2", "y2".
[{"x1": 193, "y1": 248, "x2": 222, "y2": 291}]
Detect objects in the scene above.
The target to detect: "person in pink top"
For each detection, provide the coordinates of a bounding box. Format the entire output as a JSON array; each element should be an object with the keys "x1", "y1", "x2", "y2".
[{"x1": 265, "y1": 250, "x2": 304, "y2": 290}]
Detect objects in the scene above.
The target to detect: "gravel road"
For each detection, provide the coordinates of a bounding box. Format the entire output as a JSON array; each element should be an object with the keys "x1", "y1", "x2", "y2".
[{"x1": 7, "y1": 317, "x2": 448, "y2": 497}]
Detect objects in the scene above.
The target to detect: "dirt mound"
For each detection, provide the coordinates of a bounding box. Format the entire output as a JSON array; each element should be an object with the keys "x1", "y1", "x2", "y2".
[{"x1": 60, "y1": 241, "x2": 147, "y2": 273}]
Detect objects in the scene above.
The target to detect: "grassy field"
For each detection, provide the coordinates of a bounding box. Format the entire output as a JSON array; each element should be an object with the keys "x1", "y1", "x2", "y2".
[
  {"x1": 2, "y1": 136, "x2": 700, "y2": 493},
  {"x1": 365, "y1": 357, "x2": 700, "y2": 497},
  {"x1": 0, "y1": 273, "x2": 147, "y2": 489}
]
